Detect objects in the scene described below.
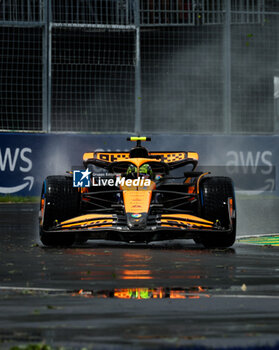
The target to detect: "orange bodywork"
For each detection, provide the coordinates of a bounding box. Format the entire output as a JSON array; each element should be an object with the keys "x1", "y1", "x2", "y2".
[
  {"x1": 61, "y1": 214, "x2": 115, "y2": 228},
  {"x1": 83, "y1": 152, "x2": 130, "y2": 163},
  {"x1": 112, "y1": 158, "x2": 162, "y2": 168},
  {"x1": 160, "y1": 214, "x2": 213, "y2": 229},
  {"x1": 122, "y1": 190, "x2": 152, "y2": 214},
  {"x1": 149, "y1": 152, "x2": 186, "y2": 162},
  {"x1": 115, "y1": 159, "x2": 157, "y2": 215},
  {"x1": 121, "y1": 179, "x2": 156, "y2": 214},
  {"x1": 65, "y1": 148, "x2": 216, "y2": 232},
  {"x1": 228, "y1": 197, "x2": 234, "y2": 218},
  {"x1": 40, "y1": 198, "x2": 45, "y2": 221},
  {"x1": 83, "y1": 152, "x2": 95, "y2": 162},
  {"x1": 187, "y1": 152, "x2": 199, "y2": 161},
  {"x1": 83, "y1": 152, "x2": 199, "y2": 164}
]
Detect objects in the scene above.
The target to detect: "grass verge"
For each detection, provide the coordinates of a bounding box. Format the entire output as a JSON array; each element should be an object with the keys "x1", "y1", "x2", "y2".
[{"x1": 0, "y1": 195, "x2": 40, "y2": 203}]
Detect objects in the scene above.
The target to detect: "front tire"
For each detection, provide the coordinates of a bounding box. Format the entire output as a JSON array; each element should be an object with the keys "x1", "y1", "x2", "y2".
[
  {"x1": 40, "y1": 176, "x2": 80, "y2": 247},
  {"x1": 199, "y1": 176, "x2": 236, "y2": 248}
]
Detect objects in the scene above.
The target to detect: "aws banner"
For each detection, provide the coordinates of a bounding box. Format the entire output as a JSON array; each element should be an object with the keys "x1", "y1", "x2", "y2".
[{"x1": 0, "y1": 133, "x2": 278, "y2": 196}]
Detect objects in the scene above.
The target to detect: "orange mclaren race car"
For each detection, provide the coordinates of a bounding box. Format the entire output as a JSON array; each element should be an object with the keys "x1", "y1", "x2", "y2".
[{"x1": 39, "y1": 137, "x2": 236, "y2": 248}]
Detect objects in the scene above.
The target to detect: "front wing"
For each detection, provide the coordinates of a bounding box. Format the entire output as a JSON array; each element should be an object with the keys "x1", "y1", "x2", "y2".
[{"x1": 43, "y1": 213, "x2": 233, "y2": 242}]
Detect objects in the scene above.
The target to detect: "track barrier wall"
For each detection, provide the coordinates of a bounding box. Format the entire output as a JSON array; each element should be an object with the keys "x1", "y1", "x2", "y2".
[{"x1": 0, "y1": 133, "x2": 278, "y2": 197}]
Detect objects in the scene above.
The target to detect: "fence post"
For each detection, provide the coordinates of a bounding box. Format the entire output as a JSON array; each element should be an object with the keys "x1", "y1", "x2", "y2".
[
  {"x1": 224, "y1": 0, "x2": 231, "y2": 134},
  {"x1": 42, "y1": 0, "x2": 49, "y2": 132},
  {"x1": 134, "y1": 0, "x2": 141, "y2": 135},
  {"x1": 48, "y1": 0, "x2": 52, "y2": 133}
]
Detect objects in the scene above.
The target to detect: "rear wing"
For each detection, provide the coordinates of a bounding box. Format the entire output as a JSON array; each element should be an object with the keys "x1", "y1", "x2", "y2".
[{"x1": 83, "y1": 151, "x2": 199, "y2": 166}]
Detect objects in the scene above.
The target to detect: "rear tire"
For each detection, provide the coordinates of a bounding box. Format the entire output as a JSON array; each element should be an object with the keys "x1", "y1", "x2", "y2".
[
  {"x1": 199, "y1": 176, "x2": 236, "y2": 248},
  {"x1": 193, "y1": 237, "x2": 202, "y2": 244},
  {"x1": 40, "y1": 232, "x2": 76, "y2": 247},
  {"x1": 75, "y1": 236, "x2": 89, "y2": 244},
  {"x1": 40, "y1": 176, "x2": 80, "y2": 247}
]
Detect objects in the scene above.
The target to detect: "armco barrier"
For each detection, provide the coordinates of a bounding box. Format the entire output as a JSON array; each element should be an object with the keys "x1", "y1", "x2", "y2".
[{"x1": 0, "y1": 133, "x2": 278, "y2": 196}]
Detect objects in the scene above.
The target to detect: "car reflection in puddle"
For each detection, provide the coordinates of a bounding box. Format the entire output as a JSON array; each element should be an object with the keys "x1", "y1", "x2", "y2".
[
  {"x1": 71, "y1": 286, "x2": 210, "y2": 299},
  {"x1": 61, "y1": 243, "x2": 235, "y2": 285}
]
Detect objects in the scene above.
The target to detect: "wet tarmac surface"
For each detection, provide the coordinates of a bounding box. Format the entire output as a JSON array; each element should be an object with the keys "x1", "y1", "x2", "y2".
[{"x1": 0, "y1": 204, "x2": 279, "y2": 349}]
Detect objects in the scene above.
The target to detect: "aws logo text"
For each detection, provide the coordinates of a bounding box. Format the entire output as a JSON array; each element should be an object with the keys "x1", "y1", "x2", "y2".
[
  {"x1": 226, "y1": 151, "x2": 272, "y2": 174},
  {"x1": 0, "y1": 148, "x2": 33, "y2": 194},
  {"x1": 0, "y1": 148, "x2": 32, "y2": 172},
  {"x1": 226, "y1": 151, "x2": 274, "y2": 192}
]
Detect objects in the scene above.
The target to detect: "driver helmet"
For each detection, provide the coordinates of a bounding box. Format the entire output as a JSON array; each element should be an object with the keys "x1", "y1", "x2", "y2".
[
  {"x1": 126, "y1": 164, "x2": 137, "y2": 178},
  {"x1": 139, "y1": 163, "x2": 153, "y2": 179}
]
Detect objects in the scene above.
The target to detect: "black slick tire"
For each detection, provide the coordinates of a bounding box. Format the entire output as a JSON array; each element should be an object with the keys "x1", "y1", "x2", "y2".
[
  {"x1": 199, "y1": 176, "x2": 236, "y2": 248},
  {"x1": 40, "y1": 176, "x2": 80, "y2": 247}
]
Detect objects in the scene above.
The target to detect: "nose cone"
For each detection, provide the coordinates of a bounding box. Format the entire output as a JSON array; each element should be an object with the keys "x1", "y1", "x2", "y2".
[
  {"x1": 122, "y1": 182, "x2": 156, "y2": 214},
  {"x1": 127, "y1": 213, "x2": 148, "y2": 230}
]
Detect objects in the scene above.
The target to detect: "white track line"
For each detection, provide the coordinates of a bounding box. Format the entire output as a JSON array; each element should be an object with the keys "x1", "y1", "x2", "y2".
[
  {"x1": 0, "y1": 286, "x2": 67, "y2": 292},
  {"x1": 237, "y1": 233, "x2": 279, "y2": 240},
  {"x1": 212, "y1": 294, "x2": 279, "y2": 299}
]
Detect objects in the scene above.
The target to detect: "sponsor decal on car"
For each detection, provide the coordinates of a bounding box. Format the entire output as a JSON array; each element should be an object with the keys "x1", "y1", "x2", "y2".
[{"x1": 131, "y1": 213, "x2": 142, "y2": 218}]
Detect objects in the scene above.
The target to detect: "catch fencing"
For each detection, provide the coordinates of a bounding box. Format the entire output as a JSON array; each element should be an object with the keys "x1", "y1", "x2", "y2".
[{"x1": 0, "y1": 0, "x2": 279, "y2": 133}]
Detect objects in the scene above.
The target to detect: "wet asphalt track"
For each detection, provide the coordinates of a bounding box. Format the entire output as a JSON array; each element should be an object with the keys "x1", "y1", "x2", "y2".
[{"x1": 0, "y1": 203, "x2": 279, "y2": 350}]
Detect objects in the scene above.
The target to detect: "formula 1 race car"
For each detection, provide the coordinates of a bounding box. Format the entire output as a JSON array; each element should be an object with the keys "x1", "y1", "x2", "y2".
[{"x1": 39, "y1": 137, "x2": 236, "y2": 248}]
